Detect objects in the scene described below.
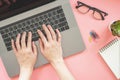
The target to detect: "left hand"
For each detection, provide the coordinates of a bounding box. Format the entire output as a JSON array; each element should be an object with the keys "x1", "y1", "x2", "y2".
[{"x1": 11, "y1": 32, "x2": 38, "y2": 70}]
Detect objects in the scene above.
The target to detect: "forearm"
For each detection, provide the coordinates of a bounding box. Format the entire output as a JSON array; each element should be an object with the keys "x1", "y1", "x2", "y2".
[
  {"x1": 19, "y1": 68, "x2": 33, "y2": 80},
  {"x1": 51, "y1": 59, "x2": 75, "y2": 80}
]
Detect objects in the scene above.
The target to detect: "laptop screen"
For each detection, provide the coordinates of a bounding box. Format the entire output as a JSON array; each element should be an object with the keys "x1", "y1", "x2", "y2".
[{"x1": 0, "y1": 0, "x2": 55, "y2": 21}]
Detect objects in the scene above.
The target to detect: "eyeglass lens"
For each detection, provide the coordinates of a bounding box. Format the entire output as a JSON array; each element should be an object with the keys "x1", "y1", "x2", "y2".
[
  {"x1": 77, "y1": 5, "x2": 89, "y2": 14},
  {"x1": 93, "y1": 11, "x2": 103, "y2": 20}
]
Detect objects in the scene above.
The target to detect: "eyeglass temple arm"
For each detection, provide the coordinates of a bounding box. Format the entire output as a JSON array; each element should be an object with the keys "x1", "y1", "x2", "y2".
[
  {"x1": 101, "y1": 11, "x2": 108, "y2": 16},
  {"x1": 77, "y1": 1, "x2": 85, "y2": 5},
  {"x1": 76, "y1": 1, "x2": 83, "y2": 8},
  {"x1": 95, "y1": 8, "x2": 108, "y2": 16},
  {"x1": 76, "y1": 1, "x2": 90, "y2": 8},
  {"x1": 99, "y1": 12, "x2": 105, "y2": 20}
]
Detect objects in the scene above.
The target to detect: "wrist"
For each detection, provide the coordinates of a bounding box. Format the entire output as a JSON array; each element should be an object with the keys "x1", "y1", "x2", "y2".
[
  {"x1": 19, "y1": 67, "x2": 33, "y2": 80},
  {"x1": 50, "y1": 58, "x2": 64, "y2": 65},
  {"x1": 20, "y1": 66, "x2": 33, "y2": 72},
  {"x1": 50, "y1": 59, "x2": 75, "y2": 80},
  {"x1": 51, "y1": 58, "x2": 65, "y2": 68}
]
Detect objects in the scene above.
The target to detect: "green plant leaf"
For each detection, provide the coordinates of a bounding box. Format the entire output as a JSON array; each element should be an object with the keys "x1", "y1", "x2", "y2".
[{"x1": 111, "y1": 20, "x2": 120, "y2": 36}]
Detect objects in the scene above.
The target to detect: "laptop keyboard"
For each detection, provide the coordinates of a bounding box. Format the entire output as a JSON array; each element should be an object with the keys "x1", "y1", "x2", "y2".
[{"x1": 0, "y1": 6, "x2": 69, "y2": 51}]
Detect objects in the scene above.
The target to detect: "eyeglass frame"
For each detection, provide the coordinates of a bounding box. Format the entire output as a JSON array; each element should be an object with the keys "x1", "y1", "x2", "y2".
[{"x1": 76, "y1": 1, "x2": 108, "y2": 20}]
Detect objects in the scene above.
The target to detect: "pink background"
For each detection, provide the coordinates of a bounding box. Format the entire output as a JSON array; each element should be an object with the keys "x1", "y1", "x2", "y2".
[{"x1": 0, "y1": 0, "x2": 120, "y2": 80}]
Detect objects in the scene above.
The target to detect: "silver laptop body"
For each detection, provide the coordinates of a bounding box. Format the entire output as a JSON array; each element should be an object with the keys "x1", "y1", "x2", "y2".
[{"x1": 0, "y1": 0, "x2": 85, "y2": 77}]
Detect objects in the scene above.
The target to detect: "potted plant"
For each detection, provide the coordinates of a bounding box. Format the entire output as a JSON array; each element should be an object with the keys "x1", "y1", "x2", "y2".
[{"x1": 109, "y1": 20, "x2": 120, "y2": 37}]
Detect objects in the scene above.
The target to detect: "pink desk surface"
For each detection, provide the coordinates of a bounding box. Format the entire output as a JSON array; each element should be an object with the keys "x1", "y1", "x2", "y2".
[{"x1": 0, "y1": 0, "x2": 120, "y2": 80}]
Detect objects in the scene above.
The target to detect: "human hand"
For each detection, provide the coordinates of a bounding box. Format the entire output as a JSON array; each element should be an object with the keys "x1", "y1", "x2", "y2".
[
  {"x1": 38, "y1": 25, "x2": 75, "y2": 80},
  {"x1": 37, "y1": 24, "x2": 63, "y2": 64},
  {"x1": 11, "y1": 32, "x2": 38, "y2": 70},
  {"x1": 0, "y1": 0, "x2": 16, "y2": 6}
]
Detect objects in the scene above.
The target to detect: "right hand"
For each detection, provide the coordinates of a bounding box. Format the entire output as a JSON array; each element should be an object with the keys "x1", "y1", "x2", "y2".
[{"x1": 37, "y1": 24, "x2": 63, "y2": 64}]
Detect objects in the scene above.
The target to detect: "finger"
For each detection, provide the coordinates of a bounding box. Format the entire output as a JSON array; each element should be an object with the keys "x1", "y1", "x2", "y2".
[
  {"x1": 3, "y1": 0, "x2": 11, "y2": 5},
  {"x1": 42, "y1": 24, "x2": 52, "y2": 42},
  {"x1": 56, "y1": 29, "x2": 61, "y2": 43},
  {"x1": 15, "y1": 34, "x2": 21, "y2": 50},
  {"x1": 37, "y1": 29, "x2": 47, "y2": 45},
  {"x1": 21, "y1": 32, "x2": 27, "y2": 48},
  {"x1": 11, "y1": 39, "x2": 17, "y2": 53},
  {"x1": 39, "y1": 38, "x2": 44, "y2": 53},
  {"x1": 27, "y1": 32, "x2": 32, "y2": 48},
  {"x1": 47, "y1": 25, "x2": 56, "y2": 40},
  {"x1": 32, "y1": 41, "x2": 37, "y2": 56}
]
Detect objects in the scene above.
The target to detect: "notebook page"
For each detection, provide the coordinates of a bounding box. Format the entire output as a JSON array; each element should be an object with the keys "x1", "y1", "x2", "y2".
[{"x1": 99, "y1": 38, "x2": 120, "y2": 79}]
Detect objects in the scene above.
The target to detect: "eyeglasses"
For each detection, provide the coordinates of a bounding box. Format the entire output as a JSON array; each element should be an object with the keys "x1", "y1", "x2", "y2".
[{"x1": 75, "y1": 1, "x2": 108, "y2": 20}]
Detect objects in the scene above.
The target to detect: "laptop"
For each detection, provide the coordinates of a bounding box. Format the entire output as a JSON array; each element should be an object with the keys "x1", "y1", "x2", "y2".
[{"x1": 0, "y1": 0, "x2": 85, "y2": 77}]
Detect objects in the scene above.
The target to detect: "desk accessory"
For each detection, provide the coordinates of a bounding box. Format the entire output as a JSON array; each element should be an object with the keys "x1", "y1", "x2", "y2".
[
  {"x1": 109, "y1": 20, "x2": 120, "y2": 37},
  {"x1": 75, "y1": 1, "x2": 108, "y2": 20},
  {"x1": 99, "y1": 38, "x2": 120, "y2": 79},
  {"x1": 89, "y1": 30, "x2": 100, "y2": 42}
]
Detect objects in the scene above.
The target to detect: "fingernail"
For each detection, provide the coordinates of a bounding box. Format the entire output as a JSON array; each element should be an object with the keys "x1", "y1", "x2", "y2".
[
  {"x1": 47, "y1": 25, "x2": 51, "y2": 27},
  {"x1": 29, "y1": 31, "x2": 31, "y2": 34},
  {"x1": 42, "y1": 24, "x2": 46, "y2": 27},
  {"x1": 32, "y1": 41, "x2": 34, "y2": 44},
  {"x1": 56, "y1": 29, "x2": 58, "y2": 31},
  {"x1": 37, "y1": 29, "x2": 40, "y2": 32},
  {"x1": 28, "y1": 32, "x2": 30, "y2": 35},
  {"x1": 11, "y1": 39, "x2": 14, "y2": 42},
  {"x1": 23, "y1": 32, "x2": 26, "y2": 34},
  {"x1": 17, "y1": 33, "x2": 19, "y2": 36}
]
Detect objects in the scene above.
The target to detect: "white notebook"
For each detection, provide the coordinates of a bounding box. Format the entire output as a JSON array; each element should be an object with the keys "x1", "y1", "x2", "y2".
[{"x1": 99, "y1": 38, "x2": 120, "y2": 79}]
